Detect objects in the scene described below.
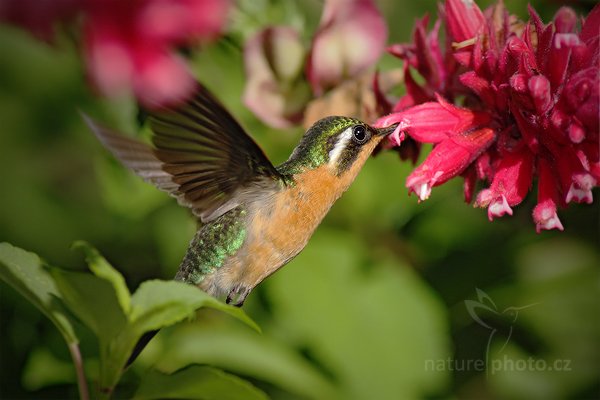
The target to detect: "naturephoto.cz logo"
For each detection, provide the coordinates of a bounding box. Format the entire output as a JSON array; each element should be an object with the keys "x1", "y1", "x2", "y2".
[
  {"x1": 424, "y1": 288, "x2": 572, "y2": 375},
  {"x1": 425, "y1": 355, "x2": 572, "y2": 375}
]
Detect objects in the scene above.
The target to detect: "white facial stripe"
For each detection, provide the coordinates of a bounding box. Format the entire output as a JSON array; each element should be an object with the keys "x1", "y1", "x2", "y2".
[{"x1": 328, "y1": 126, "x2": 353, "y2": 166}]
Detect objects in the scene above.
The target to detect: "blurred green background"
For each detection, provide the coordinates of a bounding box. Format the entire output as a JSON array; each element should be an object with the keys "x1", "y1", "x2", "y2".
[{"x1": 0, "y1": 0, "x2": 598, "y2": 399}]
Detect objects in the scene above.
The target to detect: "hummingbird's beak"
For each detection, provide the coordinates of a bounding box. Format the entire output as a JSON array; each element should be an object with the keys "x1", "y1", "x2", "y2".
[{"x1": 375, "y1": 123, "x2": 399, "y2": 137}]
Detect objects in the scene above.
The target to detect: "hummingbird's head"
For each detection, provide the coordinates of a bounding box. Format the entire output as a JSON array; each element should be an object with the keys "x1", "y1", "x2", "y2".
[{"x1": 281, "y1": 116, "x2": 396, "y2": 176}]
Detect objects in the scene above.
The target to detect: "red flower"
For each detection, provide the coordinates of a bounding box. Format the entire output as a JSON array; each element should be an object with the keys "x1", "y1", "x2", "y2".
[
  {"x1": 83, "y1": 0, "x2": 229, "y2": 108},
  {"x1": 1, "y1": 0, "x2": 230, "y2": 108},
  {"x1": 375, "y1": 0, "x2": 599, "y2": 231}
]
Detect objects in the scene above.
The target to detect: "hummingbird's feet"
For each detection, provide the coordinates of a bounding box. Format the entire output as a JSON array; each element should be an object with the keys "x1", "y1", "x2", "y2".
[{"x1": 226, "y1": 285, "x2": 251, "y2": 307}]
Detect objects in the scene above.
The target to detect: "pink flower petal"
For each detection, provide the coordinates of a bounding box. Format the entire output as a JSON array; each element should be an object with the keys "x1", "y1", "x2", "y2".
[
  {"x1": 308, "y1": 0, "x2": 387, "y2": 95},
  {"x1": 475, "y1": 189, "x2": 513, "y2": 220},
  {"x1": 580, "y1": 4, "x2": 600, "y2": 55},
  {"x1": 474, "y1": 152, "x2": 492, "y2": 181},
  {"x1": 549, "y1": 107, "x2": 569, "y2": 141},
  {"x1": 510, "y1": 107, "x2": 540, "y2": 154},
  {"x1": 445, "y1": 0, "x2": 485, "y2": 43},
  {"x1": 462, "y1": 166, "x2": 477, "y2": 203},
  {"x1": 86, "y1": 38, "x2": 134, "y2": 97},
  {"x1": 375, "y1": 102, "x2": 449, "y2": 143},
  {"x1": 133, "y1": 50, "x2": 195, "y2": 108},
  {"x1": 566, "y1": 173, "x2": 596, "y2": 204},
  {"x1": 565, "y1": 67, "x2": 599, "y2": 132},
  {"x1": 488, "y1": 194, "x2": 513, "y2": 219},
  {"x1": 375, "y1": 97, "x2": 492, "y2": 145},
  {"x1": 509, "y1": 73, "x2": 534, "y2": 111},
  {"x1": 243, "y1": 27, "x2": 310, "y2": 128},
  {"x1": 373, "y1": 114, "x2": 406, "y2": 146},
  {"x1": 475, "y1": 147, "x2": 535, "y2": 219},
  {"x1": 568, "y1": 121, "x2": 585, "y2": 143},
  {"x1": 115, "y1": 0, "x2": 229, "y2": 42},
  {"x1": 413, "y1": 17, "x2": 446, "y2": 89},
  {"x1": 528, "y1": 75, "x2": 552, "y2": 115},
  {"x1": 533, "y1": 158, "x2": 564, "y2": 233},
  {"x1": 453, "y1": 50, "x2": 472, "y2": 67},
  {"x1": 184, "y1": 0, "x2": 230, "y2": 38},
  {"x1": 547, "y1": 33, "x2": 584, "y2": 88},
  {"x1": 460, "y1": 71, "x2": 494, "y2": 106},
  {"x1": 137, "y1": 1, "x2": 192, "y2": 42},
  {"x1": 528, "y1": 6, "x2": 554, "y2": 76},
  {"x1": 532, "y1": 202, "x2": 564, "y2": 232},
  {"x1": 508, "y1": 36, "x2": 537, "y2": 75},
  {"x1": 579, "y1": 142, "x2": 600, "y2": 182},
  {"x1": 554, "y1": 7, "x2": 577, "y2": 33},
  {"x1": 406, "y1": 128, "x2": 495, "y2": 200},
  {"x1": 81, "y1": 0, "x2": 228, "y2": 107}
]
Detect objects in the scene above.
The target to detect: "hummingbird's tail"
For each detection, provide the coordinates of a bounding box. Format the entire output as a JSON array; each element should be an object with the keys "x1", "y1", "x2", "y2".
[{"x1": 125, "y1": 329, "x2": 160, "y2": 368}]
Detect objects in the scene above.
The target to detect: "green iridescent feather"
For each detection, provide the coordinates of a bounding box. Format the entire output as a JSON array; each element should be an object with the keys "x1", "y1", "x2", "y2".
[
  {"x1": 176, "y1": 207, "x2": 248, "y2": 284},
  {"x1": 277, "y1": 116, "x2": 362, "y2": 175}
]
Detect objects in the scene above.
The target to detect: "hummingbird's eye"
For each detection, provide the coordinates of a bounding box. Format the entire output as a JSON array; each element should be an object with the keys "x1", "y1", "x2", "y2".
[{"x1": 352, "y1": 125, "x2": 368, "y2": 144}]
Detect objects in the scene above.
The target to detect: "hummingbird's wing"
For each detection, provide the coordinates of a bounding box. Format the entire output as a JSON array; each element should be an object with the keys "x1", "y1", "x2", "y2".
[{"x1": 84, "y1": 85, "x2": 284, "y2": 223}]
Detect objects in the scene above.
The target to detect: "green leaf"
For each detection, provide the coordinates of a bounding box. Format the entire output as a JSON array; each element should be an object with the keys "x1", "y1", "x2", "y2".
[
  {"x1": 9, "y1": 242, "x2": 262, "y2": 395},
  {"x1": 130, "y1": 280, "x2": 260, "y2": 335},
  {"x1": 72, "y1": 241, "x2": 131, "y2": 314},
  {"x1": 22, "y1": 347, "x2": 76, "y2": 390},
  {"x1": 52, "y1": 263, "x2": 131, "y2": 393},
  {"x1": 52, "y1": 269, "x2": 127, "y2": 340},
  {"x1": 134, "y1": 365, "x2": 268, "y2": 400},
  {"x1": 0, "y1": 242, "x2": 77, "y2": 343},
  {"x1": 265, "y1": 229, "x2": 451, "y2": 400},
  {"x1": 155, "y1": 326, "x2": 338, "y2": 400}
]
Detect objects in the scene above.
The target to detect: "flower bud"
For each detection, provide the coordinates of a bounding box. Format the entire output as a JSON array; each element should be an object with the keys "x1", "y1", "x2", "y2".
[
  {"x1": 243, "y1": 27, "x2": 311, "y2": 128},
  {"x1": 308, "y1": 0, "x2": 387, "y2": 95}
]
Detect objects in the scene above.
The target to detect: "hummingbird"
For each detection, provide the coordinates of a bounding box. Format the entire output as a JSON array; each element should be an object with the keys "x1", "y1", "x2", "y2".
[
  {"x1": 85, "y1": 84, "x2": 395, "y2": 307},
  {"x1": 84, "y1": 84, "x2": 395, "y2": 365}
]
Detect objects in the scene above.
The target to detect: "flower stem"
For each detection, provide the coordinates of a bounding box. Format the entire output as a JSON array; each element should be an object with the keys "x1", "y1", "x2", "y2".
[{"x1": 68, "y1": 342, "x2": 90, "y2": 400}]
